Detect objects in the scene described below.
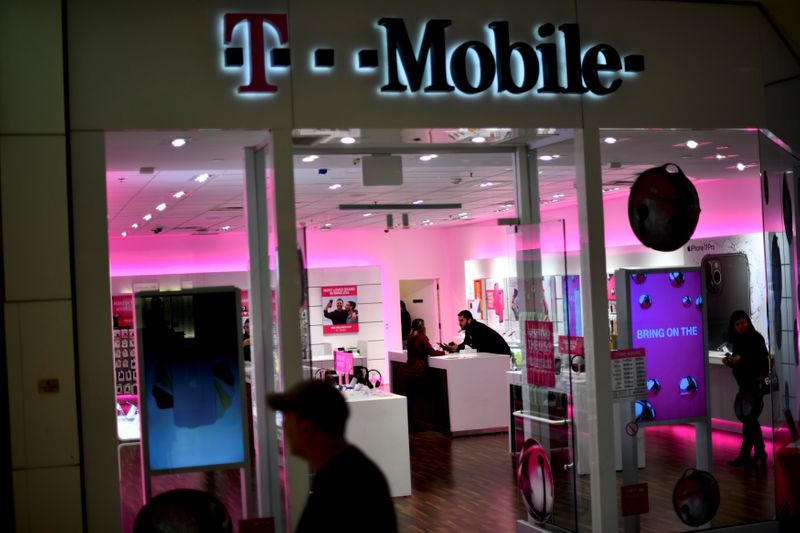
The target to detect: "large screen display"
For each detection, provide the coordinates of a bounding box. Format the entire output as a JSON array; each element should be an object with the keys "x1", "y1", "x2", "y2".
[
  {"x1": 626, "y1": 270, "x2": 707, "y2": 422},
  {"x1": 137, "y1": 289, "x2": 246, "y2": 472}
]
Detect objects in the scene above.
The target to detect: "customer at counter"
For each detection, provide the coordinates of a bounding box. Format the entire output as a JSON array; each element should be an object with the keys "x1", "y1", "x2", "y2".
[
  {"x1": 446, "y1": 310, "x2": 512, "y2": 356},
  {"x1": 406, "y1": 318, "x2": 445, "y2": 431}
]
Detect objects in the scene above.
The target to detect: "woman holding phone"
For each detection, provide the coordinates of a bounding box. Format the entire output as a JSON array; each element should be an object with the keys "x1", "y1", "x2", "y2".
[
  {"x1": 405, "y1": 318, "x2": 444, "y2": 432},
  {"x1": 723, "y1": 310, "x2": 770, "y2": 468}
]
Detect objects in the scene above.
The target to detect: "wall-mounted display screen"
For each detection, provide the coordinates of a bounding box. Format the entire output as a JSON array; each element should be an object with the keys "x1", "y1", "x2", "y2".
[
  {"x1": 137, "y1": 288, "x2": 246, "y2": 472},
  {"x1": 624, "y1": 270, "x2": 707, "y2": 422}
]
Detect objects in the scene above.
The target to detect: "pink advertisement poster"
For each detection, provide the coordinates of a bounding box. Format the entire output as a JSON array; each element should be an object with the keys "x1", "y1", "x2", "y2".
[
  {"x1": 525, "y1": 320, "x2": 555, "y2": 387},
  {"x1": 112, "y1": 295, "x2": 134, "y2": 328},
  {"x1": 322, "y1": 285, "x2": 359, "y2": 334}
]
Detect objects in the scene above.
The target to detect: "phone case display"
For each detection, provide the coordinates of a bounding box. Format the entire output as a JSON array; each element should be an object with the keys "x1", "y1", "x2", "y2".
[{"x1": 114, "y1": 328, "x2": 138, "y2": 396}]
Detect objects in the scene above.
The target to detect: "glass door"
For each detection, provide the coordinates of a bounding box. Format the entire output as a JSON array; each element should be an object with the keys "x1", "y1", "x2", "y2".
[{"x1": 513, "y1": 219, "x2": 580, "y2": 531}]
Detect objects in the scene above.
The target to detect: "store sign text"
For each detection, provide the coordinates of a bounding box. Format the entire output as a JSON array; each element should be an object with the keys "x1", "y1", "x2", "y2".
[
  {"x1": 379, "y1": 19, "x2": 644, "y2": 96},
  {"x1": 220, "y1": 14, "x2": 644, "y2": 97}
]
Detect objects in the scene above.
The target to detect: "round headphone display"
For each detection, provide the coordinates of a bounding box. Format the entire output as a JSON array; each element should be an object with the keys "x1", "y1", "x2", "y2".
[{"x1": 368, "y1": 369, "x2": 382, "y2": 389}]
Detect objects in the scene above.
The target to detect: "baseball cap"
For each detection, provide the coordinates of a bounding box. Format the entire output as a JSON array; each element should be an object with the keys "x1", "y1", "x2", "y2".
[{"x1": 267, "y1": 380, "x2": 349, "y2": 437}]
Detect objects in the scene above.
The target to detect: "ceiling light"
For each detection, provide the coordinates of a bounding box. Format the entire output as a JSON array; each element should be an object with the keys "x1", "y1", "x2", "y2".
[
  {"x1": 302, "y1": 155, "x2": 319, "y2": 163},
  {"x1": 131, "y1": 223, "x2": 139, "y2": 229},
  {"x1": 194, "y1": 173, "x2": 210, "y2": 183},
  {"x1": 471, "y1": 136, "x2": 486, "y2": 143},
  {"x1": 539, "y1": 155, "x2": 553, "y2": 161},
  {"x1": 363, "y1": 213, "x2": 373, "y2": 217},
  {"x1": 686, "y1": 140, "x2": 699, "y2": 149},
  {"x1": 422, "y1": 219, "x2": 432, "y2": 225},
  {"x1": 413, "y1": 200, "x2": 424, "y2": 205},
  {"x1": 479, "y1": 182, "x2": 493, "y2": 188},
  {"x1": 170, "y1": 138, "x2": 187, "y2": 148},
  {"x1": 419, "y1": 154, "x2": 438, "y2": 161},
  {"x1": 716, "y1": 145, "x2": 729, "y2": 150},
  {"x1": 715, "y1": 154, "x2": 726, "y2": 160},
  {"x1": 121, "y1": 232, "x2": 128, "y2": 237},
  {"x1": 552, "y1": 193, "x2": 565, "y2": 199},
  {"x1": 328, "y1": 183, "x2": 342, "y2": 190},
  {"x1": 603, "y1": 187, "x2": 621, "y2": 193},
  {"x1": 458, "y1": 212, "x2": 468, "y2": 219},
  {"x1": 340, "y1": 136, "x2": 356, "y2": 144},
  {"x1": 323, "y1": 223, "x2": 332, "y2": 228},
  {"x1": 155, "y1": 203, "x2": 167, "y2": 211},
  {"x1": 142, "y1": 214, "x2": 152, "y2": 221},
  {"x1": 173, "y1": 190, "x2": 186, "y2": 199},
  {"x1": 222, "y1": 225, "x2": 231, "y2": 231},
  {"x1": 551, "y1": 154, "x2": 560, "y2": 159},
  {"x1": 603, "y1": 137, "x2": 617, "y2": 144},
  {"x1": 736, "y1": 163, "x2": 746, "y2": 171}
]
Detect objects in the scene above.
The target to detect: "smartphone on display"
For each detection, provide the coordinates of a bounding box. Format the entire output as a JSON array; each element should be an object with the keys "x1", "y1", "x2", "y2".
[{"x1": 702, "y1": 253, "x2": 750, "y2": 350}]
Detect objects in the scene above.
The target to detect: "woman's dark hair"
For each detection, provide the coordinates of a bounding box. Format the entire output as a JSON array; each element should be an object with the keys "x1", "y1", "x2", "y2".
[
  {"x1": 410, "y1": 318, "x2": 425, "y2": 338},
  {"x1": 727, "y1": 309, "x2": 754, "y2": 342},
  {"x1": 348, "y1": 300, "x2": 357, "y2": 311}
]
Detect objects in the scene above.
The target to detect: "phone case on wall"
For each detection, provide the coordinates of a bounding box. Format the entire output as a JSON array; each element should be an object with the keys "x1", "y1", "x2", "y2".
[{"x1": 701, "y1": 253, "x2": 751, "y2": 350}]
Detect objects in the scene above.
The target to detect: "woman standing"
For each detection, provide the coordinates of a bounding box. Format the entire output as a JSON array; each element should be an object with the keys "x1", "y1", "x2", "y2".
[
  {"x1": 405, "y1": 318, "x2": 444, "y2": 432},
  {"x1": 723, "y1": 310, "x2": 770, "y2": 467}
]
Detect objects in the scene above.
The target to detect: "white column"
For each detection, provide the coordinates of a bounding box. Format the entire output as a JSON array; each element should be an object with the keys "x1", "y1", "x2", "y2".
[{"x1": 574, "y1": 127, "x2": 618, "y2": 532}]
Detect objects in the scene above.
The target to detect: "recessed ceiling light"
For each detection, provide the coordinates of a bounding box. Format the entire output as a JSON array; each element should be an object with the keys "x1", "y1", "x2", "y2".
[
  {"x1": 539, "y1": 155, "x2": 553, "y2": 161},
  {"x1": 419, "y1": 154, "x2": 438, "y2": 161},
  {"x1": 194, "y1": 173, "x2": 210, "y2": 183},
  {"x1": 422, "y1": 219, "x2": 432, "y2": 225},
  {"x1": 686, "y1": 140, "x2": 699, "y2": 149},
  {"x1": 552, "y1": 193, "x2": 565, "y2": 199},
  {"x1": 302, "y1": 155, "x2": 319, "y2": 163},
  {"x1": 413, "y1": 200, "x2": 424, "y2": 205},
  {"x1": 121, "y1": 231, "x2": 128, "y2": 237},
  {"x1": 155, "y1": 203, "x2": 167, "y2": 211},
  {"x1": 736, "y1": 163, "x2": 746, "y2": 171},
  {"x1": 551, "y1": 154, "x2": 560, "y2": 159},
  {"x1": 715, "y1": 153, "x2": 726, "y2": 160},
  {"x1": 458, "y1": 212, "x2": 468, "y2": 218},
  {"x1": 222, "y1": 225, "x2": 231, "y2": 231},
  {"x1": 173, "y1": 190, "x2": 186, "y2": 199},
  {"x1": 340, "y1": 136, "x2": 356, "y2": 144},
  {"x1": 142, "y1": 214, "x2": 152, "y2": 221},
  {"x1": 479, "y1": 182, "x2": 494, "y2": 188},
  {"x1": 603, "y1": 137, "x2": 617, "y2": 144},
  {"x1": 363, "y1": 213, "x2": 373, "y2": 217},
  {"x1": 471, "y1": 136, "x2": 486, "y2": 143},
  {"x1": 328, "y1": 183, "x2": 342, "y2": 190},
  {"x1": 170, "y1": 138, "x2": 187, "y2": 148},
  {"x1": 323, "y1": 223, "x2": 332, "y2": 228},
  {"x1": 131, "y1": 223, "x2": 139, "y2": 229}
]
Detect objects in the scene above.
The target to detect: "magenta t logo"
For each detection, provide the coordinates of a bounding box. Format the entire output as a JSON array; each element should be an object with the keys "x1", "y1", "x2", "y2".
[{"x1": 223, "y1": 13, "x2": 289, "y2": 94}]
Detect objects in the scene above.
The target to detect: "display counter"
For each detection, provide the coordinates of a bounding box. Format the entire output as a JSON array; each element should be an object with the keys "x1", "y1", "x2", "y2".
[
  {"x1": 388, "y1": 350, "x2": 510, "y2": 436},
  {"x1": 343, "y1": 389, "x2": 411, "y2": 497},
  {"x1": 708, "y1": 350, "x2": 774, "y2": 432}
]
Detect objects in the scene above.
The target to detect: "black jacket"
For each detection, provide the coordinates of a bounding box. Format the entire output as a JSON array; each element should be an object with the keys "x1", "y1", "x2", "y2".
[
  {"x1": 731, "y1": 330, "x2": 769, "y2": 392},
  {"x1": 459, "y1": 320, "x2": 512, "y2": 355}
]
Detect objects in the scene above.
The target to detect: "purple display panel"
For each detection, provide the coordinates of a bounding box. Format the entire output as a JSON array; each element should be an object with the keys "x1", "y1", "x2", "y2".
[{"x1": 627, "y1": 270, "x2": 706, "y2": 422}]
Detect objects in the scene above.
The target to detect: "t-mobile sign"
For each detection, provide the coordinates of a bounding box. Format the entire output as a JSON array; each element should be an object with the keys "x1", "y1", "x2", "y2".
[{"x1": 625, "y1": 270, "x2": 706, "y2": 422}]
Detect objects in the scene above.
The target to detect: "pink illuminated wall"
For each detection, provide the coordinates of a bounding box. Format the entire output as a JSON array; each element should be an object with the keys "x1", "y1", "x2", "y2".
[{"x1": 543, "y1": 177, "x2": 762, "y2": 251}]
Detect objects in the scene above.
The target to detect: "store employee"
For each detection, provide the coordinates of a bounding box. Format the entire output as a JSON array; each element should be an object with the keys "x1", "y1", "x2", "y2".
[{"x1": 447, "y1": 310, "x2": 512, "y2": 356}]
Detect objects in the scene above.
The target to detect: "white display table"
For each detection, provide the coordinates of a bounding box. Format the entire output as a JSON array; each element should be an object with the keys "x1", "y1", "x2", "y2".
[
  {"x1": 343, "y1": 389, "x2": 412, "y2": 497},
  {"x1": 389, "y1": 350, "x2": 510, "y2": 436}
]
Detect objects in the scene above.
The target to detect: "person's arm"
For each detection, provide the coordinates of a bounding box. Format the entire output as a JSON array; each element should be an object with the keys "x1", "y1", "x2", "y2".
[{"x1": 421, "y1": 336, "x2": 445, "y2": 356}]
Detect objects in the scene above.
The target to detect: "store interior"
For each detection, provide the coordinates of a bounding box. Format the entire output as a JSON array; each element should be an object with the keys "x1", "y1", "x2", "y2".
[{"x1": 105, "y1": 127, "x2": 790, "y2": 531}]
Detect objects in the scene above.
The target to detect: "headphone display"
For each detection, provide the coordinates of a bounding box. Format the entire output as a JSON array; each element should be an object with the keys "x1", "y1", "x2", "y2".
[
  {"x1": 517, "y1": 438, "x2": 554, "y2": 524},
  {"x1": 673, "y1": 469, "x2": 720, "y2": 527},
  {"x1": 570, "y1": 354, "x2": 585, "y2": 373}
]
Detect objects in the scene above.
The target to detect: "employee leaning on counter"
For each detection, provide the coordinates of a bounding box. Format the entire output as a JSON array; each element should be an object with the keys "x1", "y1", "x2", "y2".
[{"x1": 446, "y1": 310, "x2": 512, "y2": 356}]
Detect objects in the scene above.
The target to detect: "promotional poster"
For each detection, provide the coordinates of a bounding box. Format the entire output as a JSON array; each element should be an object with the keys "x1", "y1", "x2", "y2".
[
  {"x1": 322, "y1": 285, "x2": 359, "y2": 334},
  {"x1": 525, "y1": 320, "x2": 555, "y2": 388},
  {"x1": 626, "y1": 270, "x2": 707, "y2": 422},
  {"x1": 138, "y1": 289, "x2": 246, "y2": 472}
]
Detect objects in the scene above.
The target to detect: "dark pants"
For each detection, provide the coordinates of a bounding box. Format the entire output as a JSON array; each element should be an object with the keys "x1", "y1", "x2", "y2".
[
  {"x1": 406, "y1": 375, "x2": 423, "y2": 431},
  {"x1": 740, "y1": 390, "x2": 765, "y2": 457}
]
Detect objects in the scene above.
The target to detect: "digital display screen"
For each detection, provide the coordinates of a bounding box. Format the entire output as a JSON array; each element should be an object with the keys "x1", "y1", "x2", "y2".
[
  {"x1": 626, "y1": 270, "x2": 706, "y2": 422},
  {"x1": 138, "y1": 289, "x2": 245, "y2": 472}
]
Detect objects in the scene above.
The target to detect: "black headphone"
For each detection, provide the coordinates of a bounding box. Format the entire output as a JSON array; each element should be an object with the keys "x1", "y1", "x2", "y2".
[{"x1": 570, "y1": 354, "x2": 585, "y2": 373}]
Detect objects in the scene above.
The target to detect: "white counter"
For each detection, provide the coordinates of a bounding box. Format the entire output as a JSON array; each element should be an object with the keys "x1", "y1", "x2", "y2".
[
  {"x1": 389, "y1": 350, "x2": 510, "y2": 435},
  {"x1": 343, "y1": 389, "x2": 411, "y2": 497}
]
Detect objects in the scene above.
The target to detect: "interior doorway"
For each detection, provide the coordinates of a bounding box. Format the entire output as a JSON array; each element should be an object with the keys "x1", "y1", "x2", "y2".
[{"x1": 399, "y1": 279, "x2": 442, "y2": 345}]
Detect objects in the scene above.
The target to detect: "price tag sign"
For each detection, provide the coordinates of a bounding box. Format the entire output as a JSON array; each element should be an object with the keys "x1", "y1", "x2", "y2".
[{"x1": 611, "y1": 348, "x2": 647, "y2": 400}]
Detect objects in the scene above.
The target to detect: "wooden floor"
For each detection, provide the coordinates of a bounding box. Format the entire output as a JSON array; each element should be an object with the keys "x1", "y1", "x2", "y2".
[{"x1": 119, "y1": 425, "x2": 781, "y2": 532}]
